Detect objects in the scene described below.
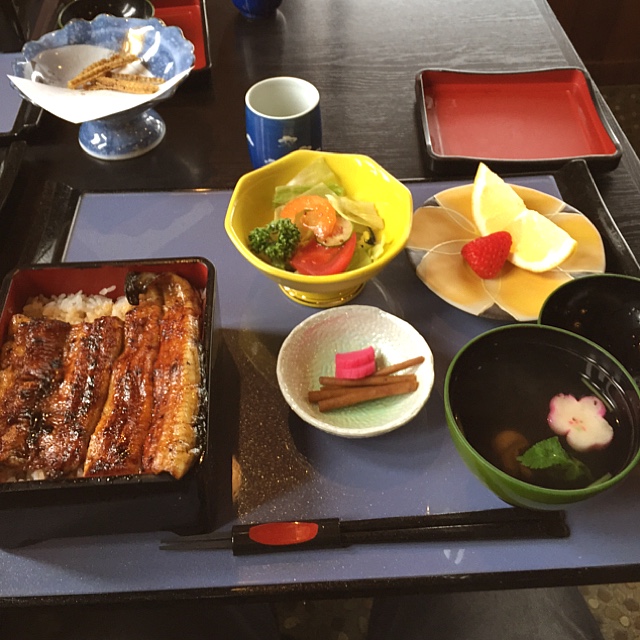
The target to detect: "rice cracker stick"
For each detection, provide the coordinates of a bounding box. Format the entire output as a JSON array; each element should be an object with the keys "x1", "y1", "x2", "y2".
[
  {"x1": 67, "y1": 52, "x2": 138, "y2": 89},
  {"x1": 93, "y1": 75, "x2": 160, "y2": 94},
  {"x1": 109, "y1": 72, "x2": 164, "y2": 86}
]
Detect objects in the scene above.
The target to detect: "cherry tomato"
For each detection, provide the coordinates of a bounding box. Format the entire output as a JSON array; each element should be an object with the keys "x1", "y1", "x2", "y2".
[
  {"x1": 280, "y1": 195, "x2": 337, "y2": 241},
  {"x1": 290, "y1": 232, "x2": 357, "y2": 276}
]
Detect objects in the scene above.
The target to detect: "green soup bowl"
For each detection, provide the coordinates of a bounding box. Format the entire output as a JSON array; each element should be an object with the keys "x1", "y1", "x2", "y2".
[{"x1": 444, "y1": 323, "x2": 640, "y2": 509}]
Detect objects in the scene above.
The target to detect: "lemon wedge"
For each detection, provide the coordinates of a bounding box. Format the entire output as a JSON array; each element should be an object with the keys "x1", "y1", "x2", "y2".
[
  {"x1": 471, "y1": 163, "x2": 577, "y2": 272},
  {"x1": 472, "y1": 162, "x2": 527, "y2": 235}
]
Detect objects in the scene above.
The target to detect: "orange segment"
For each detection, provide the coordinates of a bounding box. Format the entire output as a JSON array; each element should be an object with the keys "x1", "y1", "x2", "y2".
[
  {"x1": 471, "y1": 163, "x2": 577, "y2": 272},
  {"x1": 471, "y1": 162, "x2": 527, "y2": 235},
  {"x1": 501, "y1": 208, "x2": 577, "y2": 272}
]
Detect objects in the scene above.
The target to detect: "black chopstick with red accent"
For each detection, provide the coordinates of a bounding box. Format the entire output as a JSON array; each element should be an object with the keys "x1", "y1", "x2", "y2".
[{"x1": 159, "y1": 507, "x2": 569, "y2": 554}]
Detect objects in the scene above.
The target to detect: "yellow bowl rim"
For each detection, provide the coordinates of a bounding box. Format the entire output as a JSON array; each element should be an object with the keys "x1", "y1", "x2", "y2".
[{"x1": 224, "y1": 150, "x2": 413, "y2": 286}]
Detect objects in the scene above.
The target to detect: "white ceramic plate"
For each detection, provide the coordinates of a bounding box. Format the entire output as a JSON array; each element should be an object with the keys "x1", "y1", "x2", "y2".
[{"x1": 276, "y1": 305, "x2": 434, "y2": 438}]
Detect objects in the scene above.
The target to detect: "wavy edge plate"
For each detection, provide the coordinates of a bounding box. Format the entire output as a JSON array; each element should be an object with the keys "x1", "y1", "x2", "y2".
[{"x1": 405, "y1": 160, "x2": 640, "y2": 321}]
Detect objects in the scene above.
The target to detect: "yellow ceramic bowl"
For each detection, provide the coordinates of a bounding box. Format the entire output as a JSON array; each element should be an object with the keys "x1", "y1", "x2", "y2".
[{"x1": 224, "y1": 150, "x2": 413, "y2": 307}]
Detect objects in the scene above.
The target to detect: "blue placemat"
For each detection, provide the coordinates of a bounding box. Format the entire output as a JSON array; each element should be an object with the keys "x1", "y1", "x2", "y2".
[
  {"x1": 4, "y1": 173, "x2": 639, "y2": 601},
  {"x1": 0, "y1": 54, "x2": 24, "y2": 135}
]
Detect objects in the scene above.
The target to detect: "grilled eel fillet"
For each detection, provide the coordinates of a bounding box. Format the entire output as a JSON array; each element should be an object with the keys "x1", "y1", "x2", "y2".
[
  {"x1": 30, "y1": 316, "x2": 124, "y2": 479},
  {"x1": 0, "y1": 316, "x2": 70, "y2": 480},
  {"x1": 142, "y1": 273, "x2": 202, "y2": 479},
  {"x1": 83, "y1": 293, "x2": 162, "y2": 477}
]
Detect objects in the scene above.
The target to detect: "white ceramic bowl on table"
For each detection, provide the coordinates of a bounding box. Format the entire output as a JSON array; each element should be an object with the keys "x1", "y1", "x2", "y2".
[{"x1": 276, "y1": 305, "x2": 435, "y2": 438}]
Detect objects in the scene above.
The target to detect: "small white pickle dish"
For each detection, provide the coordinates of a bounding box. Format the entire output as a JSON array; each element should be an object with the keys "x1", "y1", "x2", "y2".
[{"x1": 276, "y1": 305, "x2": 435, "y2": 438}]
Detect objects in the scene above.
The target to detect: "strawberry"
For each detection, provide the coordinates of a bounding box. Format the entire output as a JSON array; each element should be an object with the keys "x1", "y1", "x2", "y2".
[{"x1": 461, "y1": 231, "x2": 512, "y2": 279}]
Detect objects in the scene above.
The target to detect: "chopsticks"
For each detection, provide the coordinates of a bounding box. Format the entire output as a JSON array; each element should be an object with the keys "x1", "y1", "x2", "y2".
[{"x1": 160, "y1": 507, "x2": 570, "y2": 554}]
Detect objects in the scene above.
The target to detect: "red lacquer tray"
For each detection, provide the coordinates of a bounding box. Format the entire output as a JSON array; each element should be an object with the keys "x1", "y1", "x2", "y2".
[
  {"x1": 415, "y1": 68, "x2": 622, "y2": 174},
  {"x1": 153, "y1": 0, "x2": 210, "y2": 73}
]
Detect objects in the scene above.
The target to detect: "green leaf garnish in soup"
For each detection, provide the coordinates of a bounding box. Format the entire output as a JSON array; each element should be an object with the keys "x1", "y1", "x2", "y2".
[{"x1": 517, "y1": 436, "x2": 594, "y2": 485}]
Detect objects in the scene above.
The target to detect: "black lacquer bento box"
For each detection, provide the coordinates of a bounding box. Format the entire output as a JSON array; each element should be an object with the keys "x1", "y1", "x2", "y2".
[{"x1": 0, "y1": 257, "x2": 220, "y2": 547}]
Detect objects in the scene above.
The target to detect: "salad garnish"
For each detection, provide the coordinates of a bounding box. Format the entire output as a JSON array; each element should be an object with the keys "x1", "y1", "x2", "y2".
[
  {"x1": 248, "y1": 218, "x2": 300, "y2": 270},
  {"x1": 248, "y1": 158, "x2": 386, "y2": 275}
]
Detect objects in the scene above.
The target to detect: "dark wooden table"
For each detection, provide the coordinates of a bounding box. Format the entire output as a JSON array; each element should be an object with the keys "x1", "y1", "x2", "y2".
[
  {"x1": 2, "y1": 0, "x2": 640, "y2": 607},
  {"x1": 3, "y1": 0, "x2": 640, "y2": 278}
]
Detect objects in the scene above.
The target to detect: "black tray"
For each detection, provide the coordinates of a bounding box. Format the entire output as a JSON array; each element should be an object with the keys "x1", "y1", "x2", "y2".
[{"x1": 0, "y1": 257, "x2": 221, "y2": 547}]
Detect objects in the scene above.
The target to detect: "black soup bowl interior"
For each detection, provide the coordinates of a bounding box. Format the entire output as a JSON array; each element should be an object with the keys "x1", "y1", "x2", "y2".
[
  {"x1": 58, "y1": 0, "x2": 155, "y2": 27},
  {"x1": 539, "y1": 273, "x2": 640, "y2": 383},
  {"x1": 445, "y1": 323, "x2": 640, "y2": 509}
]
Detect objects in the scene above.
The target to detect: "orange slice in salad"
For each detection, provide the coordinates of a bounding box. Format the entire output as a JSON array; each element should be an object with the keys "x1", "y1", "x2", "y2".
[{"x1": 279, "y1": 195, "x2": 337, "y2": 241}]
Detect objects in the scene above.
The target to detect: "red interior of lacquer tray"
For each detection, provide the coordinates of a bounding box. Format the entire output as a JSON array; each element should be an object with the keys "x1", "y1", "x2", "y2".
[
  {"x1": 420, "y1": 69, "x2": 618, "y2": 160},
  {"x1": 0, "y1": 261, "x2": 211, "y2": 347},
  {"x1": 153, "y1": 0, "x2": 207, "y2": 70}
]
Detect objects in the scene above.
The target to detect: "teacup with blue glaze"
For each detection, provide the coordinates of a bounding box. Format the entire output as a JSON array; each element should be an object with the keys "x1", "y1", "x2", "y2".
[{"x1": 245, "y1": 76, "x2": 322, "y2": 168}]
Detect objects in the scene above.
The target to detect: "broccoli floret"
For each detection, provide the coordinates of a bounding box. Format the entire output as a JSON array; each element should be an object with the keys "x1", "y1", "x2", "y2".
[{"x1": 248, "y1": 218, "x2": 301, "y2": 270}]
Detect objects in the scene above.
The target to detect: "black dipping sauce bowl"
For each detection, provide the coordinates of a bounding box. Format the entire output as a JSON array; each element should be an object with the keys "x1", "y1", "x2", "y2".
[
  {"x1": 58, "y1": 0, "x2": 155, "y2": 27},
  {"x1": 539, "y1": 273, "x2": 640, "y2": 382}
]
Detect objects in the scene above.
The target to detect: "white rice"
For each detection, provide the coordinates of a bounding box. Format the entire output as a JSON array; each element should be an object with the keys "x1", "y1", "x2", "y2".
[{"x1": 23, "y1": 290, "x2": 133, "y2": 324}]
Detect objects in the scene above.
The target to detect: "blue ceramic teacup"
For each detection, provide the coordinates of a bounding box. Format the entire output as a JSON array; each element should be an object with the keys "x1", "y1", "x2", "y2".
[{"x1": 245, "y1": 76, "x2": 322, "y2": 168}]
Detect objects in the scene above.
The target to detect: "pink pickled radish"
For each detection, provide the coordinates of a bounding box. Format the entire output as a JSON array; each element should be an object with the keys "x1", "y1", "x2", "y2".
[
  {"x1": 335, "y1": 346, "x2": 376, "y2": 379},
  {"x1": 547, "y1": 393, "x2": 613, "y2": 452}
]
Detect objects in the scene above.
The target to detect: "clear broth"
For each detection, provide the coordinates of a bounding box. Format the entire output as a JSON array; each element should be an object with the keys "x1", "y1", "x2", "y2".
[{"x1": 450, "y1": 333, "x2": 640, "y2": 490}]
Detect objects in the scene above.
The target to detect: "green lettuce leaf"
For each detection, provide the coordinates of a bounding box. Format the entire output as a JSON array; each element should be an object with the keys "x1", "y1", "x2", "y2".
[
  {"x1": 272, "y1": 158, "x2": 346, "y2": 207},
  {"x1": 326, "y1": 194, "x2": 385, "y2": 230}
]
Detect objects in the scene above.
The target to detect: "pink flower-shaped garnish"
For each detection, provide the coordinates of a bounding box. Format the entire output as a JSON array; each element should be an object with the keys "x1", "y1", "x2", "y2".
[
  {"x1": 548, "y1": 393, "x2": 614, "y2": 452},
  {"x1": 406, "y1": 183, "x2": 605, "y2": 321}
]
